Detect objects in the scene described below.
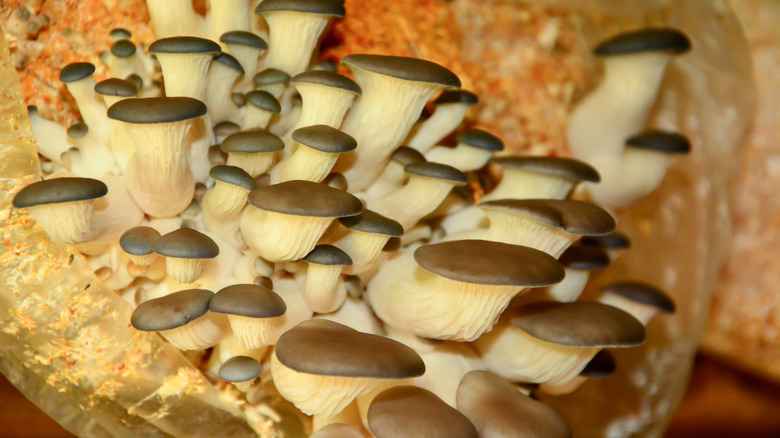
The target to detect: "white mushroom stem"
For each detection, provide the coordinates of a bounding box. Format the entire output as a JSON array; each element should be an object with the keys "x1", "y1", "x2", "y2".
[
  {"x1": 202, "y1": 181, "x2": 250, "y2": 219},
  {"x1": 538, "y1": 375, "x2": 588, "y2": 395},
  {"x1": 164, "y1": 258, "x2": 207, "y2": 284},
  {"x1": 102, "y1": 98, "x2": 136, "y2": 174},
  {"x1": 368, "y1": 176, "x2": 460, "y2": 231},
  {"x1": 129, "y1": 253, "x2": 157, "y2": 267},
  {"x1": 483, "y1": 169, "x2": 576, "y2": 202},
  {"x1": 61, "y1": 132, "x2": 120, "y2": 179},
  {"x1": 226, "y1": 44, "x2": 262, "y2": 87},
  {"x1": 29, "y1": 110, "x2": 69, "y2": 165},
  {"x1": 107, "y1": 52, "x2": 138, "y2": 80},
  {"x1": 361, "y1": 160, "x2": 408, "y2": 200},
  {"x1": 240, "y1": 207, "x2": 334, "y2": 262},
  {"x1": 599, "y1": 294, "x2": 659, "y2": 326},
  {"x1": 259, "y1": 83, "x2": 286, "y2": 100},
  {"x1": 64, "y1": 76, "x2": 110, "y2": 142},
  {"x1": 438, "y1": 205, "x2": 489, "y2": 238},
  {"x1": 473, "y1": 320, "x2": 598, "y2": 386},
  {"x1": 399, "y1": 223, "x2": 432, "y2": 248},
  {"x1": 406, "y1": 103, "x2": 470, "y2": 153},
  {"x1": 568, "y1": 52, "x2": 673, "y2": 161},
  {"x1": 202, "y1": 208, "x2": 243, "y2": 249},
  {"x1": 333, "y1": 231, "x2": 390, "y2": 275},
  {"x1": 300, "y1": 264, "x2": 347, "y2": 313},
  {"x1": 207, "y1": 63, "x2": 243, "y2": 124},
  {"x1": 226, "y1": 152, "x2": 277, "y2": 178},
  {"x1": 424, "y1": 143, "x2": 493, "y2": 173},
  {"x1": 271, "y1": 144, "x2": 341, "y2": 184},
  {"x1": 545, "y1": 268, "x2": 590, "y2": 302},
  {"x1": 228, "y1": 315, "x2": 284, "y2": 349},
  {"x1": 217, "y1": 337, "x2": 269, "y2": 364},
  {"x1": 159, "y1": 313, "x2": 229, "y2": 350},
  {"x1": 585, "y1": 148, "x2": 673, "y2": 209},
  {"x1": 241, "y1": 105, "x2": 275, "y2": 130},
  {"x1": 283, "y1": 84, "x2": 358, "y2": 152},
  {"x1": 209, "y1": 0, "x2": 250, "y2": 42},
  {"x1": 262, "y1": 12, "x2": 332, "y2": 76},
  {"x1": 26, "y1": 200, "x2": 95, "y2": 244},
  {"x1": 146, "y1": 0, "x2": 206, "y2": 38}
]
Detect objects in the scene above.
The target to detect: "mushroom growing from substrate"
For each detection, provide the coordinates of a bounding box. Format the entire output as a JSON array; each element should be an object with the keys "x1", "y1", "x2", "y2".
[{"x1": 209, "y1": 283, "x2": 287, "y2": 349}]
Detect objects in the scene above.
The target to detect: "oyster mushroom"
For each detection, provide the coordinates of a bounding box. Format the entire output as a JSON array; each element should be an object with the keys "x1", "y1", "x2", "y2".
[
  {"x1": 253, "y1": 68, "x2": 291, "y2": 99},
  {"x1": 425, "y1": 129, "x2": 505, "y2": 173},
  {"x1": 107, "y1": 39, "x2": 139, "y2": 80},
  {"x1": 209, "y1": 0, "x2": 251, "y2": 42},
  {"x1": 119, "y1": 226, "x2": 161, "y2": 266},
  {"x1": 219, "y1": 355, "x2": 263, "y2": 393},
  {"x1": 202, "y1": 165, "x2": 257, "y2": 220},
  {"x1": 332, "y1": 210, "x2": 404, "y2": 275},
  {"x1": 220, "y1": 31, "x2": 267, "y2": 85},
  {"x1": 94, "y1": 78, "x2": 139, "y2": 173},
  {"x1": 580, "y1": 230, "x2": 631, "y2": 261},
  {"x1": 300, "y1": 245, "x2": 353, "y2": 313},
  {"x1": 483, "y1": 156, "x2": 600, "y2": 202},
  {"x1": 545, "y1": 244, "x2": 610, "y2": 303},
  {"x1": 599, "y1": 281, "x2": 676, "y2": 325},
  {"x1": 209, "y1": 283, "x2": 287, "y2": 349},
  {"x1": 363, "y1": 146, "x2": 427, "y2": 200},
  {"x1": 407, "y1": 89, "x2": 479, "y2": 153},
  {"x1": 59, "y1": 62, "x2": 109, "y2": 142},
  {"x1": 272, "y1": 125, "x2": 357, "y2": 183},
  {"x1": 152, "y1": 228, "x2": 220, "y2": 283},
  {"x1": 538, "y1": 349, "x2": 616, "y2": 396},
  {"x1": 206, "y1": 53, "x2": 245, "y2": 124},
  {"x1": 242, "y1": 90, "x2": 281, "y2": 130},
  {"x1": 220, "y1": 128, "x2": 284, "y2": 177}
]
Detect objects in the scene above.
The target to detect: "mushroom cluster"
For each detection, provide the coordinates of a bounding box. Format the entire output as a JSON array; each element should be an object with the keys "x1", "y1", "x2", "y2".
[{"x1": 13, "y1": 1, "x2": 690, "y2": 436}]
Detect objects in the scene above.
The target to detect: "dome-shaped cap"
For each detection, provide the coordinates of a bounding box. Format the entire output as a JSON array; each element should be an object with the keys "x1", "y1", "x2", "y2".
[
  {"x1": 255, "y1": 0, "x2": 346, "y2": 17},
  {"x1": 13, "y1": 177, "x2": 107, "y2": 208},
  {"x1": 558, "y1": 245, "x2": 610, "y2": 270},
  {"x1": 210, "y1": 283, "x2": 287, "y2": 318},
  {"x1": 594, "y1": 27, "x2": 691, "y2": 56},
  {"x1": 391, "y1": 146, "x2": 426, "y2": 166},
  {"x1": 109, "y1": 28, "x2": 132, "y2": 40},
  {"x1": 120, "y1": 226, "x2": 161, "y2": 256},
  {"x1": 219, "y1": 356, "x2": 262, "y2": 382},
  {"x1": 479, "y1": 199, "x2": 616, "y2": 236},
  {"x1": 247, "y1": 180, "x2": 363, "y2": 218},
  {"x1": 149, "y1": 36, "x2": 221, "y2": 54},
  {"x1": 110, "y1": 40, "x2": 137, "y2": 57},
  {"x1": 493, "y1": 156, "x2": 600, "y2": 183},
  {"x1": 339, "y1": 209, "x2": 404, "y2": 237},
  {"x1": 107, "y1": 97, "x2": 207, "y2": 124},
  {"x1": 580, "y1": 231, "x2": 631, "y2": 249},
  {"x1": 291, "y1": 70, "x2": 361, "y2": 95},
  {"x1": 59, "y1": 62, "x2": 96, "y2": 83},
  {"x1": 601, "y1": 281, "x2": 676, "y2": 314},
  {"x1": 213, "y1": 121, "x2": 241, "y2": 137},
  {"x1": 342, "y1": 54, "x2": 461, "y2": 88},
  {"x1": 131, "y1": 289, "x2": 214, "y2": 331},
  {"x1": 220, "y1": 129, "x2": 284, "y2": 153},
  {"x1": 94, "y1": 78, "x2": 139, "y2": 97},
  {"x1": 434, "y1": 89, "x2": 478, "y2": 105},
  {"x1": 580, "y1": 350, "x2": 616, "y2": 378},
  {"x1": 220, "y1": 31, "x2": 268, "y2": 50},
  {"x1": 303, "y1": 245, "x2": 352, "y2": 266},
  {"x1": 405, "y1": 162, "x2": 467, "y2": 184},
  {"x1": 414, "y1": 240, "x2": 564, "y2": 287},
  {"x1": 626, "y1": 130, "x2": 691, "y2": 154},
  {"x1": 457, "y1": 129, "x2": 504, "y2": 151},
  {"x1": 253, "y1": 68, "x2": 291, "y2": 86},
  {"x1": 213, "y1": 52, "x2": 245, "y2": 74},
  {"x1": 209, "y1": 165, "x2": 257, "y2": 191},
  {"x1": 152, "y1": 228, "x2": 220, "y2": 259},
  {"x1": 275, "y1": 319, "x2": 425, "y2": 378},
  {"x1": 245, "y1": 90, "x2": 281, "y2": 113},
  {"x1": 67, "y1": 122, "x2": 89, "y2": 139},
  {"x1": 292, "y1": 125, "x2": 357, "y2": 153}
]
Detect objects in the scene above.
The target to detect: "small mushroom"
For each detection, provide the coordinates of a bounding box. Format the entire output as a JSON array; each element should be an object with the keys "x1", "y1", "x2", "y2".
[
  {"x1": 220, "y1": 128, "x2": 284, "y2": 177},
  {"x1": 483, "y1": 156, "x2": 600, "y2": 202},
  {"x1": 59, "y1": 62, "x2": 110, "y2": 142},
  {"x1": 209, "y1": 283, "x2": 287, "y2": 349},
  {"x1": 580, "y1": 230, "x2": 631, "y2": 261},
  {"x1": 213, "y1": 121, "x2": 241, "y2": 144},
  {"x1": 407, "y1": 89, "x2": 478, "y2": 153},
  {"x1": 363, "y1": 146, "x2": 427, "y2": 199},
  {"x1": 242, "y1": 90, "x2": 281, "y2": 130},
  {"x1": 219, "y1": 355, "x2": 263, "y2": 393},
  {"x1": 538, "y1": 350, "x2": 616, "y2": 395},
  {"x1": 152, "y1": 228, "x2": 220, "y2": 283},
  {"x1": 119, "y1": 226, "x2": 161, "y2": 266},
  {"x1": 599, "y1": 281, "x2": 675, "y2": 325},
  {"x1": 299, "y1": 245, "x2": 352, "y2": 313},
  {"x1": 332, "y1": 210, "x2": 404, "y2": 275},
  {"x1": 202, "y1": 165, "x2": 257, "y2": 219},
  {"x1": 425, "y1": 129, "x2": 504, "y2": 173},
  {"x1": 94, "y1": 78, "x2": 139, "y2": 173},
  {"x1": 206, "y1": 53, "x2": 245, "y2": 123},
  {"x1": 107, "y1": 39, "x2": 138, "y2": 80},
  {"x1": 220, "y1": 31, "x2": 267, "y2": 84},
  {"x1": 545, "y1": 245, "x2": 610, "y2": 302},
  {"x1": 109, "y1": 27, "x2": 132, "y2": 41},
  {"x1": 272, "y1": 125, "x2": 357, "y2": 183},
  {"x1": 253, "y1": 68, "x2": 291, "y2": 99}
]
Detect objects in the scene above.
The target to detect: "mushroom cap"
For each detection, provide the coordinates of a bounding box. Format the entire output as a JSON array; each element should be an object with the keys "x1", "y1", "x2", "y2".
[
  {"x1": 626, "y1": 130, "x2": 691, "y2": 154},
  {"x1": 220, "y1": 31, "x2": 268, "y2": 50},
  {"x1": 131, "y1": 289, "x2": 214, "y2": 331},
  {"x1": 601, "y1": 281, "x2": 676, "y2": 314},
  {"x1": 67, "y1": 122, "x2": 89, "y2": 139},
  {"x1": 213, "y1": 121, "x2": 241, "y2": 137},
  {"x1": 253, "y1": 68, "x2": 291, "y2": 86},
  {"x1": 580, "y1": 350, "x2": 616, "y2": 378},
  {"x1": 342, "y1": 54, "x2": 461, "y2": 88},
  {"x1": 368, "y1": 386, "x2": 477, "y2": 438},
  {"x1": 558, "y1": 245, "x2": 610, "y2": 270},
  {"x1": 209, "y1": 165, "x2": 257, "y2": 191},
  {"x1": 479, "y1": 199, "x2": 616, "y2": 236},
  {"x1": 291, "y1": 70, "x2": 361, "y2": 95},
  {"x1": 245, "y1": 90, "x2": 281, "y2": 113},
  {"x1": 303, "y1": 244, "x2": 352, "y2": 266},
  {"x1": 457, "y1": 371, "x2": 571, "y2": 438},
  {"x1": 125, "y1": 73, "x2": 144, "y2": 89},
  {"x1": 209, "y1": 283, "x2": 287, "y2": 318},
  {"x1": 152, "y1": 228, "x2": 220, "y2": 259},
  {"x1": 492, "y1": 156, "x2": 601, "y2": 183},
  {"x1": 594, "y1": 27, "x2": 692, "y2": 56},
  {"x1": 255, "y1": 0, "x2": 346, "y2": 17},
  {"x1": 580, "y1": 231, "x2": 631, "y2": 249},
  {"x1": 383, "y1": 236, "x2": 402, "y2": 252},
  {"x1": 391, "y1": 146, "x2": 426, "y2": 166},
  {"x1": 119, "y1": 226, "x2": 162, "y2": 256},
  {"x1": 232, "y1": 92, "x2": 247, "y2": 107},
  {"x1": 148, "y1": 36, "x2": 221, "y2": 54},
  {"x1": 511, "y1": 301, "x2": 646, "y2": 347},
  {"x1": 414, "y1": 240, "x2": 565, "y2": 287},
  {"x1": 109, "y1": 28, "x2": 132, "y2": 40},
  {"x1": 213, "y1": 53, "x2": 245, "y2": 75},
  {"x1": 457, "y1": 129, "x2": 504, "y2": 152},
  {"x1": 13, "y1": 177, "x2": 107, "y2": 208},
  {"x1": 107, "y1": 97, "x2": 207, "y2": 124},
  {"x1": 221, "y1": 129, "x2": 284, "y2": 153},
  {"x1": 247, "y1": 180, "x2": 363, "y2": 218},
  {"x1": 59, "y1": 62, "x2": 96, "y2": 83},
  {"x1": 339, "y1": 209, "x2": 404, "y2": 237},
  {"x1": 405, "y1": 162, "x2": 467, "y2": 185},
  {"x1": 292, "y1": 125, "x2": 357, "y2": 153},
  {"x1": 94, "y1": 78, "x2": 139, "y2": 97},
  {"x1": 110, "y1": 39, "x2": 137, "y2": 57},
  {"x1": 434, "y1": 89, "x2": 478, "y2": 105},
  {"x1": 275, "y1": 319, "x2": 425, "y2": 378},
  {"x1": 219, "y1": 356, "x2": 263, "y2": 382}
]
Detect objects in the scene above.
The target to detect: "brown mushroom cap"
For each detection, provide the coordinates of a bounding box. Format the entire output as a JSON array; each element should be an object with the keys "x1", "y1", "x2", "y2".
[
  {"x1": 120, "y1": 226, "x2": 161, "y2": 256},
  {"x1": 479, "y1": 199, "x2": 616, "y2": 236},
  {"x1": 339, "y1": 209, "x2": 404, "y2": 237},
  {"x1": 209, "y1": 284, "x2": 287, "y2": 318},
  {"x1": 220, "y1": 31, "x2": 268, "y2": 50},
  {"x1": 368, "y1": 386, "x2": 477, "y2": 438},
  {"x1": 391, "y1": 146, "x2": 426, "y2": 165},
  {"x1": 558, "y1": 245, "x2": 610, "y2": 270},
  {"x1": 213, "y1": 53, "x2": 245, "y2": 75},
  {"x1": 275, "y1": 319, "x2": 425, "y2": 378},
  {"x1": 255, "y1": 0, "x2": 346, "y2": 16},
  {"x1": 13, "y1": 177, "x2": 107, "y2": 208},
  {"x1": 291, "y1": 70, "x2": 361, "y2": 95},
  {"x1": 457, "y1": 129, "x2": 504, "y2": 152},
  {"x1": 213, "y1": 121, "x2": 241, "y2": 138},
  {"x1": 405, "y1": 162, "x2": 467, "y2": 185},
  {"x1": 59, "y1": 62, "x2": 96, "y2": 83},
  {"x1": 601, "y1": 282, "x2": 676, "y2": 314},
  {"x1": 342, "y1": 54, "x2": 461, "y2": 88},
  {"x1": 580, "y1": 231, "x2": 631, "y2": 249},
  {"x1": 626, "y1": 130, "x2": 691, "y2": 154},
  {"x1": 148, "y1": 36, "x2": 221, "y2": 54},
  {"x1": 110, "y1": 39, "x2": 137, "y2": 57},
  {"x1": 107, "y1": 97, "x2": 207, "y2": 124},
  {"x1": 247, "y1": 180, "x2": 363, "y2": 218},
  {"x1": 434, "y1": 89, "x2": 478, "y2": 106},
  {"x1": 131, "y1": 289, "x2": 214, "y2": 331},
  {"x1": 492, "y1": 156, "x2": 601, "y2": 183},
  {"x1": 292, "y1": 125, "x2": 357, "y2": 153},
  {"x1": 152, "y1": 228, "x2": 220, "y2": 259},
  {"x1": 511, "y1": 301, "x2": 646, "y2": 347},
  {"x1": 94, "y1": 78, "x2": 139, "y2": 97},
  {"x1": 303, "y1": 245, "x2": 352, "y2": 266},
  {"x1": 209, "y1": 165, "x2": 257, "y2": 191},
  {"x1": 253, "y1": 68, "x2": 291, "y2": 86},
  {"x1": 220, "y1": 129, "x2": 284, "y2": 154},
  {"x1": 67, "y1": 123, "x2": 89, "y2": 139},
  {"x1": 219, "y1": 355, "x2": 263, "y2": 382},
  {"x1": 414, "y1": 240, "x2": 564, "y2": 287},
  {"x1": 580, "y1": 350, "x2": 616, "y2": 378},
  {"x1": 594, "y1": 27, "x2": 692, "y2": 56},
  {"x1": 246, "y1": 90, "x2": 281, "y2": 113}
]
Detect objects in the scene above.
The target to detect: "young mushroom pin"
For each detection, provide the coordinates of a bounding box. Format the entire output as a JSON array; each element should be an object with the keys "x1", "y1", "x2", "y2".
[{"x1": 219, "y1": 355, "x2": 263, "y2": 393}]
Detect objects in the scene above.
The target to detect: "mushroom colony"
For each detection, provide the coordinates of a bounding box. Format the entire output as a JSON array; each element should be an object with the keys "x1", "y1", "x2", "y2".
[{"x1": 12, "y1": 1, "x2": 692, "y2": 436}]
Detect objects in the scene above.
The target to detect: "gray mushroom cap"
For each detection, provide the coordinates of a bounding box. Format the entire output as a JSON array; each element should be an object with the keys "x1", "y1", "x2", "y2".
[
  {"x1": 94, "y1": 78, "x2": 139, "y2": 97},
  {"x1": 209, "y1": 283, "x2": 287, "y2": 318},
  {"x1": 148, "y1": 36, "x2": 221, "y2": 54},
  {"x1": 110, "y1": 40, "x2": 137, "y2": 58},
  {"x1": 152, "y1": 228, "x2": 220, "y2": 259},
  {"x1": 434, "y1": 89, "x2": 478, "y2": 105},
  {"x1": 457, "y1": 129, "x2": 504, "y2": 152},
  {"x1": 414, "y1": 240, "x2": 565, "y2": 287},
  {"x1": 368, "y1": 386, "x2": 477, "y2": 438},
  {"x1": 626, "y1": 130, "x2": 691, "y2": 154},
  {"x1": 130, "y1": 288, "x2": 214, "y2": 331},
  {"x1": 291, "y1": 70, "x2": 361, "y2": 95},
  {"x1": 245, "y1": 90, "x2": 281, "y2": 113},
  {"x1": 303, "y1": 244, "x2": 352, "y2": 266},
  {"x1": 479, "y1": 199, "x2": 616, "y2": 236},
  {"x1": 580, "y1": 231, "x2": 631, "y2": 249},
  {"x1": 405, "y1": 162, "x2": 467, "y2": 185},
  {"x1": 511, "y1": 301, "x2": 646, "y2": 347},
  {"x1": 339, "y1": 209, "x2": 404, "y2": 237},
  {"x1": 558, "y1": 245, "x2": 610, "y2": 270},
  {"x1": 341, "y1": 54, "x2": 461, "y2": 88},
  {"x1": 391, "y1": 146, "x2": 426, "y2": 165},
  {"x1": 275, "y1": 319, "x2": 425, "y2": 378},
  {"x1": 255, "y1": 0, "x2": 346, "y2": 17},
  {"x1": 221, "y1": 129, "x2": 284, "y2": 153},
  {"x1": 253, "y1": 68, "x2": 291, "y2": 86},
  {"x1": 107, "y1": 97, "x2": 207, "y2": 124},
  {"x1": 492, "y1": 156, "x2": 601, "y2": 183},
  {"x1": 67, "y1": 122, "x2": 89, "y2": 139},
  {"x1": 594, "y1": 27, "x2": 692, "y2": 56},
  {"x1": 209, "y1": 165, "x2": 257, "y2": 191},
  {"x1": 219, "y1": 356, "x2": 263, "y2": 382},
  {"x1": 125, "y1": 73, "x2": 143, "y2": 89},
  {"x1": 220, "y1": 31, "x2": 268, "y2": 50},
  {"x1": 601, "y1": 282, "x2": 676, "y2": 314},
  {"x1": 59, "y1": 62, "x2": 96, "y2": 83},
  {"x1": 213, "y1": 53, "x2": 245, "y2": 75},
  {"x1": 13, "y1": 177, "x2": 108, "y2": 208},
  {"x1": 292, "y1": 125, "x2": 357, "y2": 153},
  {"x1": 109, "y1": 28, "x2": 132, "y2": 40},
  {"x1": 247, "y1": 180, "x2": 363, "y2": 218},
  {"x1": 580, "y1": 350, "x2": 616, "y2": 378},
  {"x1": 120, "y1": 226, "x2": 162, "y2": 256},
  {"x1": 213, "y1": 121, "x2": 241, "y2": 137}
]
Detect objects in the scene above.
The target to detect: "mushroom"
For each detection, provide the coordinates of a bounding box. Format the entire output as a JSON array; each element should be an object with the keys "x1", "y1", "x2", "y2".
[
  {"x1": 599, "y1": 281, "x2": 676, "y2": 326},
  {"x1": 220, "y1": 128, "x2": 284, "y2": 177},
  {"x1": 363, "y1": 146, "x2": 426, "y2": 200},
  {"x1": 240, "y1": 180, "x2": 363, "y2": 262},
  {"x1": 367, "y1": 386, "x2": 477, "y2": 438},
  {"x1": 254, "y1": 0, "x2": 346, "y2": 76},
  {"x1": 109, "y1": 27, "x2": 132, "y2": 41},
  {"x1": 242, "y1": 90, "x2": 281, "y2": 130},
  {"x1": 456, "y1": 370, "x2": 572, "y2": 438},
  {"x1": 252, "y1": 68, "x2": 291, "y2": 99},
  {"x1": 12, "y1": 177, "x2": 107, "y2": 244},
  {"x1": 299, "y1": 245, "x2": 352, "y2": 313},
  {"x1": 59, "y1": 62, "x2": 109, "y2": 142},
  {"x1": 206, "y1": 53, "x2": 245, "y2": 124},
  {"x1": 567, "y1": 28, "x2": 691, "y2": 162},
  {"x1": 107, "y1": 97, "x2": 206, "y2": 217},
  {"x1": 271, "y1": 319, "x2": 425, "y2": 417},
  {"x1": 209, "y1": 283, "x2": 287, "y2": 349},
  {"x1": 334, "y1": 54, "x2": 461, "y2": 191},
  {"x1": 483, "y1": 156, "x2": 600, "y2": 202},
  {"x1": 107, "y1": 39, "x2": 138, "y2": 80},
  {"x1": 27, "y1": 105, "x2": 69, "y2": 166},
  {"x1": 202, "y1": 165, "x2": 257, "y2": 219},
  {"x1": 94, "y1": 78, "x2": 139, "y2": 173},
  {"x1": 538, "y1": 349, "x2": 616, "y2": 396},
  {"x1": 271, "y1": 125, "x2": 357, "y2": 183},
  {"x1": 580, "y1": 230, "x2": 631, "y2": 261},
  {"x1": 219, "y1": 355, "x2": 263, "y2": 393},
  {"x1": 220, "y1": 31, "x2": 267, "y2": 86},
  {"x1": 130, "y1": 288, "x2": 227, "y2": 350},
  {"x1": 586, "y1": 130, "x2": 692, "y2": 209},
  {"x1": 209, "y1": 0, "x2": 250, "y2": 42},
  {"x1": 152, "y1": 228, "x2": 220, "y2": 283},
  {"x1": 407, "y1": 90, "x2": 478, "y2": 153},
  {"x1": 332, "y1": 210, "x2": 404, "y2": 275},
  {"x1": 473, "y1": 302, "x2": 645, "y2": 386},
  {"x1": 425, "y1": 129, "x2": 504, "y2": 173},
  {"x1": 145, "y1": 0, "x2": 205, "y2": 38},
  {"x1": 545, "y1": 244, "x2": 610, "y2": 303},
  {"x1": 366, "y1": 240, "x2": 564, "y2": 341},
  {"x1": 119, "y1": 226, "x2": 161, "y2": 266}
]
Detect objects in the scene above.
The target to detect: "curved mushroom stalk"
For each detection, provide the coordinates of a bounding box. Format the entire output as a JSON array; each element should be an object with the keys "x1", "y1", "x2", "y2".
[
  {"x1": 60, "y1": 63, "x2": 110, "y2": 142},
  {"x1": 406, "y1": 90, "x2": 477, "y2": 153},
  {"x1": 464, "y1": 208, "x2": 578, "y2": 257},
  {"x1": 362, "y1": 147, "x2": 426, "y2": 201},
  {"x1": 272, "y1": 146, "x2": 346, "y2": 183},
  {"x1": 61, "y1": 132, "x2": 119, "y2": 179},
  {"x1": 202, "y1": 166, "x2": 256, "y2": 220},
  {"x1": 88, "y1": 174, "x2": 145, "y2": 243},
  {"x1": 209, "y1": 0, "x2": 250, "y2": 42},
  {"x1": 334, "y1": 230, "x2": 391, "y2": 275},
  {"x1": 300, "y1": 264, "x2": 347, "y2": 314},
  {"x1": 226, "y1": 152, "x2": 277, "y2": 177},
  {"x1": 96, "y1": 79, "x2": 140, "y2": 174},
  {"x1": 242, "y1": 90, "x2": 281, "y2": 130},
  {"x1": 221, "y1": 31, "x2": 267, "y2": 89},
  {"x1": 585, "y1": 148, "x2": 674, "y2": 209},
  {"x1": 241, "y1": 208, "x2": 333, "y2": 261},
  {"x1": 483, "y1": 170, "x2": 575, "y2": 202},
  {"x1": 598, "y1": 282, "x2": 676, "y2": 326},
  {"x1": 206, "y1": 55, "x2": 244, "y2": 124},
  {"x1": 146, "y1": 0, "x2": 205, "y2": 38},
  {"x1": 545, "y1": 268, "x2": 591, "y2": 302},
  {"x1": 161, "y1": 312, "x2": 230, "y2": 350},
  {"x1": 28, "y1": 107, "x2": 69, "y2": 165}
]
